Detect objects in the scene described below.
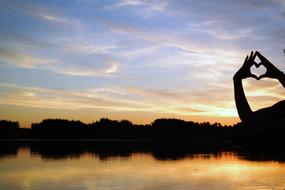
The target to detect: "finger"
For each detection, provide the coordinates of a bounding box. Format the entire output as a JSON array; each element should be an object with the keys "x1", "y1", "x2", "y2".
[
  {"x1": 258, "y1": 74, "x2": 268, "y2": 80},
  {"x1": 247, "y1": 51, "x2": 256, "y2": 66},
  {"x1": 255, "y1": 51, "x2": 265, "y2": 61},
  {"x1": 249, "y1": 51, "x2": 253, "y2": 61},
  {"x1": 243, "y1": 55, "x2": 249, "y2": 64},
  {"x1": 244, "y1": 52, "x2": 253, "y2": 67},
  {"x1": 253, "y1": 51, "x2": 257, "y2": 57},
  {"x1": 255, "y1": 51, "x2": 263, "y2": 58},
  {"x1": 242, "y1": 55, "x2": 249, "y2": 67},
  {"x1": 256, "y1": 51, "x2": 270, "y2": 66},
  {"x1": 256, "y1": 62, "x2": 262, "y2": 68},
  {"x1": 254, "y1": 62, "x2": 261, "y2": 68},
  {"x1": 249, "y1": 74, "x2": 258, "y2": 80},
  {"x1": 252, "y1": 51, "x2": 257, "y2": 62}
]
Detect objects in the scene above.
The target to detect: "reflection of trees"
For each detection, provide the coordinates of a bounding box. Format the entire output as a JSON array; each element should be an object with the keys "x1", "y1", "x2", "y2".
[
  {"x1": 0, "y1": 142, "x2": 20, "y2": 159},
  {"x1": 2, "y1": 142, "x2": 285, "y2": 162}
]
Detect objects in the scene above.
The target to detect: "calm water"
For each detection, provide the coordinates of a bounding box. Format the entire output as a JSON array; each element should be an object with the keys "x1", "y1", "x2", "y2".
[{"x1": 0, "y1": 145, "x2": 285, "y2": 190}]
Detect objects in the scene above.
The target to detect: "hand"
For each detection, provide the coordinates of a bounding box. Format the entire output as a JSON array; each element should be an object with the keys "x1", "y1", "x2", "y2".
[
  {"x1": 255, "y1": 51, "x2": 283, "y2": 80},
  {"x1": 234, "y1": 51, "x2": 258, "y2": 80}
]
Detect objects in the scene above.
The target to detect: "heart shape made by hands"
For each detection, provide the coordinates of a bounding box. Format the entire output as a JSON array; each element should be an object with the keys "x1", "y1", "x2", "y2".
[{"x1": 250, "y1": 63, "x2": 267, "y2": 79}]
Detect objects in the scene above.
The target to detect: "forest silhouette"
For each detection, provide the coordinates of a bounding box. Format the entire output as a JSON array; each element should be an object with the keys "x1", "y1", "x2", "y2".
[{"x1": 1, "y1": 117, "x2": 285, "y2": 148}]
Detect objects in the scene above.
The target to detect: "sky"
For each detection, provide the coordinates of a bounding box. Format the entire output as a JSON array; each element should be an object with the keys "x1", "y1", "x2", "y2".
[{"x1": 0, "y1": 0, "x2": 285, "y2": 127}]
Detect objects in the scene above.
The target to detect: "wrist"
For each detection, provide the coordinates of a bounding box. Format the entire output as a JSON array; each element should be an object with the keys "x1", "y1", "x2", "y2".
[
  {"x1": 276, "y1": 71, "x2": 284, "y2": 80},
  {"x1": 233, "y1": 73, "x2": 242, "y2": 81}
]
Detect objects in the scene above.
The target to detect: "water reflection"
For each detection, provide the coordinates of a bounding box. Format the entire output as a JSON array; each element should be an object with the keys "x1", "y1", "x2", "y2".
[
  {"x1": 1, "y1": 141, "x2": 285, "y2": 162},
  {"x1": 0, "y1": 142, "x2": 285, "y2": 190},
  {"x1": 0, "y1": 144, "x2": 285, "y2": 190}
]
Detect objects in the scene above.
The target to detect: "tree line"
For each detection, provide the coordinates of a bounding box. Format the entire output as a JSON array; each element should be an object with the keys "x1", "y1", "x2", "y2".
[{"x1": 0, "y1": 118, "x2": 285, "y2": 147}]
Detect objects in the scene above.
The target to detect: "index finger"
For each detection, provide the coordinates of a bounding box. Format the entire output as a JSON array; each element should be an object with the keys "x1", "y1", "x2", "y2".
[
  {"x1": 249, "y1": 51, "x2": 257, "y2": 62},
  {"x1": 245, "y1": 51, "x2": 255, "y2": 67},
  {"x1": 256, "y1": 51, "x2": 271, "y2": 66}
]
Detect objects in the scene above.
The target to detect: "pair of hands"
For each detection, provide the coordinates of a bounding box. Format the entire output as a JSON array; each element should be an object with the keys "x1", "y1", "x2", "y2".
[{"x1": 234, "y1": 51, "x2": 283, "y2": 81}]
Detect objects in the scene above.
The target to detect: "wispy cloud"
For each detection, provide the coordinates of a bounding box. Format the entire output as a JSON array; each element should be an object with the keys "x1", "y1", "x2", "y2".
[
  {"x1": 0, "y1": 83, "x2": 236, "y2": 117},
  {"x1": 104, "y1": 21, "x2": 211, "y2": 54},
  {"x1": 0, "y1": 83, "x2": 149, "y2": 111},
  {"x1": 53, "y1": 60, "x2": 119, "y2": 76},
  {"x1": 105, "y1": 0, "x2": 169, "y2": 18},
  {"x1": 0, "y1": 48, "x2": 58, "y2": 68},
  {"x1": 0, "y1": 47, "x2": 120, "y2": 77},
  {"x1": 115, "y1": 0, "x2": 145, "y2": 7},
  {"x1": 18, "y1": 4, "x2": 82, "y2": 28},
  {"x1": 115, "y1": 45, "x2": 161, "y2": 60},
  {"x1": 66, "y1": 41, "x2": 116, "y2": 54}
]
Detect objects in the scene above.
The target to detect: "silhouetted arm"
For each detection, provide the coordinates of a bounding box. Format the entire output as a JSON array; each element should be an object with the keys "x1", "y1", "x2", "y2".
[
  {"x1": 273, "y1": 71, "x2": 285, "y2": 88},
  {"x1": 234, "y1": 51, "x2": 285, "y2": 123},
  {"x1": 233, "y1": 76, "x2": 253, "y2": 122},
  {"x1": 277, "y1": 72, "x2": 285, "y2": 87},
  {"x1": 233, "y1": 75, "x2": 283, "y2": 123},
  {"x1": 233, "y1": 52, "x2": 257, "y2": 122}
]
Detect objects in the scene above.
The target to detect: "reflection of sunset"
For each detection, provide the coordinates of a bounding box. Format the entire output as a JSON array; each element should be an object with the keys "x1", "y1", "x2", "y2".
[{"x1": 1, "y1": 149, "x2": 285, "y2": 190}]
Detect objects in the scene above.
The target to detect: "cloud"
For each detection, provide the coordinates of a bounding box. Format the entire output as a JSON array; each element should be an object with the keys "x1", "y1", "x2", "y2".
[
  {"x1": 0, "y1": 83, "x2": 149, "y2": 111},
  {"x1": 66, "y1": 41, "x2": 116, "y2": 54},
  {"x1": 17, "y1": 4, "x2": 82, "y2": 28},
  {"x1": 0, "y1": 2, "x2": 123, "y2": 77},
  {"x1": 103, "y1": 19, "x2": 255, "y2": 64},
  {"x1": 116, "y1": 0, "x2": 167, "y2": 11},
  {"x1": 104, "y1": 21, "x2": 212, "y2": 54},
  {"x1": 105, "y1": 0, "x2": 169, "y2": 18},
  {"x1": 115, "y1": 0, "x2": 145, "y2": 7},
  {"x1": 115, "y1": 45, "x2": 161, "y2": 60},
  {"x1": 198, "y1": 27, "x2": 253, "y2": 41},
  {"x1": 57, "y1": 58, "x2": 119, "y2": 76},
  {"x1": 0, "y1": 47, "x2": 119, "y2": 77},
  {"x1": 0, "y1": 83, "x2": 237, "y2": 117},
  {"x1": 0, "y1": 48, "x2": 58, "y2": 68}
]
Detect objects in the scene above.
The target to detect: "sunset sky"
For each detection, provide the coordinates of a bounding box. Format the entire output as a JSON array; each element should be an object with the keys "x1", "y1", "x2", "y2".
[{"x1": 0, "y1": 0, "x2": 285, "y2": 127}]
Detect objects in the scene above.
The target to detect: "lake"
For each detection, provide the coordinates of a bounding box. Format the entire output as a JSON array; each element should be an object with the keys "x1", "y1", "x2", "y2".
[{"x1": 0, "y1": 142, "x2": 285, "y2": 190}]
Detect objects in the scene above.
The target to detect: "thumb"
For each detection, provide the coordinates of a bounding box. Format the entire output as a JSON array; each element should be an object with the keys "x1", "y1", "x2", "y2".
[
  {"x1": 258, "y1": 74, "x2": 267, "y2": 80},
  {"x1": 249, "y1": 74, "x2": 258, "y2": 80}
]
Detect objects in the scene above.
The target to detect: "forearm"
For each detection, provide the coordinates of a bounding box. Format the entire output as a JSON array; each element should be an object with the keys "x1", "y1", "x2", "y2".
[
  {"x1": 233, "y1": 76, "x2": 253, "y2": 122},
  {"x1": 276, "y1": 71, "x2": 285, "y2": 88}
]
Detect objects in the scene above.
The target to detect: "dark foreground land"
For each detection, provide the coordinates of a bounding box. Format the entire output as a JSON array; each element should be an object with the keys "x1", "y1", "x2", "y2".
[{"x1": 1, "y1": 118, "x2": 285, "y2": 149}]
